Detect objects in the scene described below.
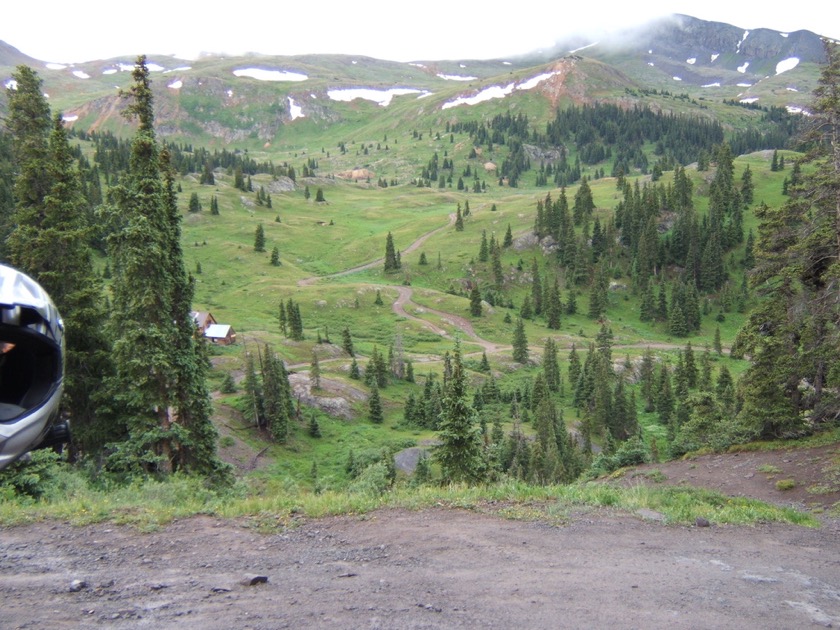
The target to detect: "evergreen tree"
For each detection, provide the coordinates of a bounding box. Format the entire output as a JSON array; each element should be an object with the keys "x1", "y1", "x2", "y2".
[
  {"x1": 104, "y1": 56, "x2": 226, "y2": 477},
  {"x1": 454, "y1": 205, "x2": 464, "y2": 231},
  {"x1": 262, "y1": 345, "x2": 290, "y2": 442},
  {"x1": 512, "y1": 318, "x2": 529, "y2": 363},
  {"x1": 315, "y1": 187, "x2": 325, "y2": 202},
  {"x1": 188, "y1": 192, "x2": 201, "y2": 213},
  {"x1": 434, "y1": 341, "x2": 486, "y2": 483},
  {"x1": 478, "y1": 230, "x2": 489, "y2": 262},
  {"x1": 546, "y1": 278, "x2": 562, "y2": 329},
  {"x1": 503, "y1": 223, "x2": 513, "y2": 247},
  {"x1": 254, "y1": 223, "x2": 266, "y2": 252},
  {"x1": 736, "y1": 41, "x2": 840, "y2": 436},
  {"x1": 469, "y1": 284, "x2": 482, "y2": 316},
  {"x1": 543, "y1": 337, "x2": 560, "y2": 392},
  {"x1": 6, "y1": 68, "x2": 114, "y2": 455},
  {"x1": 270, "y1": 246, "x2": 280, "y2": 266},
  {"x1": 384, "y1": 231, "x2": 400, "y2": 272},
  {"x1": 368, "y1": 383, "x2": 384, "y2": 424},
  {"x1": 341, "y1": 326, "x2": 355, "y2": 356}
]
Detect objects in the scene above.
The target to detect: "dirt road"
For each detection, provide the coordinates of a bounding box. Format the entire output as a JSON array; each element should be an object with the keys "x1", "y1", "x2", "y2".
[{"x1": 2, "y1": 506, "x2": 838, "y2": 629}]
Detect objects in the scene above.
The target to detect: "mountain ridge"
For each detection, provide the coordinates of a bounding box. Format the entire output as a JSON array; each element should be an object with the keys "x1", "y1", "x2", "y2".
[{"x1": 0, "y1": 14, "x2": 829, "y2": 145}]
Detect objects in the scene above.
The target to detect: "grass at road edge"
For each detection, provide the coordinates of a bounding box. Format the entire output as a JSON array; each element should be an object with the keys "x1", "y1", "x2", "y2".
[{"x1": 0, "y1": 476, "x2": 819, "y2": 530}]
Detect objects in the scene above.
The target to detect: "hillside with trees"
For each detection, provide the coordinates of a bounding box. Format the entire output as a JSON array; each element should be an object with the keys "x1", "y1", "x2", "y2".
[{"x1": 0, "y1": 32, "x2": 838, "y2": 523}]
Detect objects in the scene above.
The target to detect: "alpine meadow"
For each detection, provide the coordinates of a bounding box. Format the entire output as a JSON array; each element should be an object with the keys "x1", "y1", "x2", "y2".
[{"x1": 1, "y1": 13, "x2": 839, "y2": 529}]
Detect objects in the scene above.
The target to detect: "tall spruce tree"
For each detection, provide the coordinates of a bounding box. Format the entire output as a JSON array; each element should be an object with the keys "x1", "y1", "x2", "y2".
[
  {"x1": 5, "y1": 66, "x2": 115, "y2": 455},
  {"x1": 434, "y1": 340, "x2": 486, "y2": 483},
  {"x1": 384, "y1": 231, "x2": 399, "y2": 271},
  {"x1": 105, "y1": 56, "x2": 227, "y2": 479},
  {"x1": 735, "y1": 41, "x2": 840, "y2": 436}
]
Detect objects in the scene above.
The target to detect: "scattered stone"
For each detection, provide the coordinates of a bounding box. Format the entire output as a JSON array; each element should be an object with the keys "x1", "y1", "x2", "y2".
[
  {"x1": 695, "y1": 517, "x2": 711, "y2": 528},
  {"x1": 69, "y1": 579, "x2": 87, "y2": 592},
  {"x1": 337, "y1": 572, "x2": 358, "y2": 578},
  {"x1": 636, "y1": 508, "x2": 667, "y2": 522},
  {"x1": 210, "y1": 587, "x2": 232, "y2": 593},
  {"x1": 241, "y1": 574, "x2": 269, "y2": 586}
]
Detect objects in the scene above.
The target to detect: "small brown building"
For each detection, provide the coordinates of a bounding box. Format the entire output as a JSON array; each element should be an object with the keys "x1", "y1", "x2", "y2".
[{"x1": 204, "y1": 323, "x2": 236, "y2": 346}]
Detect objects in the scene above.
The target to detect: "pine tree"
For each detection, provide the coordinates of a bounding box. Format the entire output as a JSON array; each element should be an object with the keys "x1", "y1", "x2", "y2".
[
  {"x1": 368, "y1": 383, "x2": 384, "y2": 424},
  {"x1": 384, "y1": 231, "x2": 399, "y2": 271},
  {"x1": 735, "y1": 40, "x2": 840, "y2": 435},
  {"x1": 434, "y1": 341, "x2": 486, "y2": 483},
  {"x1": 478, "y1": 230, "x2": 489, "y2": 262},
  {"x1": 543, "y1": 337, "x2": 560, "y2": 392},
  {"x1": 254, "y1": 223, "x2": 266, "y2": 252},
  {"x1": 105, "y1": 56, "x2": 226, "y2": 478},
  {"x1": 270, "y1": 246, "x2": 280, "y2": 266},
  {"x1": 310, "y1": 349, "x2": 321, "y2": 390},
  {"x1": 188, "y1": 192, "x2": 201, "y2": 213},
  {"x1": 6, "y1": 67, "x2": 114, "y2": 455},
  {"x1": 341, "y1": 327, "x2": 355, "y2": 356},
  {"x1": 503, "y1": 223, "x2": 513, "y2": 247},
  {"x1": 512, "y1": 318, "x2": 529, "y2": 363},
  {"x1": 469, "y1": 284, "x2": 482, "y2": 316}
]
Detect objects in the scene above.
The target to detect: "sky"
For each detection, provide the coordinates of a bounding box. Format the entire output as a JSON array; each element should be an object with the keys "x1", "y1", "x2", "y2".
[{"x1": 1, "y1": 2, "x2": 837, "y2": 65}]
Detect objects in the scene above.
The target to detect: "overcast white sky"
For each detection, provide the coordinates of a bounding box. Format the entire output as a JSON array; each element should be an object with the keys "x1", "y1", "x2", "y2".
[{"x1": 1, "y1": 2, "x2": 837, "y2": 64}]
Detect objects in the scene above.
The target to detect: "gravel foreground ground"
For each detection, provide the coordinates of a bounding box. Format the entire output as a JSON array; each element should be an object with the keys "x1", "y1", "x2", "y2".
[{"x1": 2, "y1": 506, "x2": 839, "y2": 629}]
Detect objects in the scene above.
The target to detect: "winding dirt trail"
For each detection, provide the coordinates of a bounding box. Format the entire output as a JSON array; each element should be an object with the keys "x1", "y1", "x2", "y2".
[{"x1": 392, "y1": 286, "x2": 505, "y2": 353}]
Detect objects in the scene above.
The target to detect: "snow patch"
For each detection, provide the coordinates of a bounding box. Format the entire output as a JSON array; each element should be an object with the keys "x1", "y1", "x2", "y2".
[
  {"x1": 288, "y1": 97, "x2": 304, "y2": 120},
  {"x1": 503, "y1": 61, "x2": 512, "y2": 65},
  {"x1": 442, "y1": 83, "x2": 515, "y2": 109},
  {"x1": 147, "y1": 63, "x2": 165, "y2": 72},
  {"x1": 736, "y1": 30, "x2": 749, "y2": 54},
  {"x1": 409, "y1": 62, "x2": 425, "y2": 68},
  {"x1": 437, "y1": 73, "x2": 477, "y2": 81},
  {"x1": 4, "y1": 79, "x2": 17, "y2": 90},
  {"x1": 702, "y1": 82, "x2": 721, "y2": 88},
  {"x1": 740, "y1": 97, "x2": 759, "y2": 104},
  {"x1": 787, "y1": 106, "x2": 806, "y2": 114},
  {"x1": 787, "y1": 87, "x2": 799, "y2": 92},
  {"x1": 737, "y1": 82, "x2": 752, "y2": 87},
  {"x1": 168, "y1": 80, "x2": 183, "y2": 89},
  {"x1": 72, "y1": 70, "x2": 90, "y2": 79},
  {"x1": 648, "y1": 62, "x2": 655, "y2": 67},
  {"x1": 673, "y1": 76, "x2": 683, "y2": 81},
  {"x1": 45, "y1": 63, "x2": 66, "y2": 70},
  {"x1": 352, "y1": 60, "x2": 357, "y2": 64},
  {"x1": 441, "y1": 71, "x2": 558, "y2": 110},
  {"x1": 102, "y1": 68, "x2": 117, "y2": 75},
  {"x1": 516, "y1": 72, "x2": 557, "y2": 90},
  {"x1": 226, "y1": 89, "x2": 233, "y2": 98},
  {"x1": 686, "y1": 58, "x2": 696, "y2": 65},
  {"x1": 737, "y1": 62, "x2": 750, "y2": 73},
  {"x1": 328, "y1": 88, "x2": 429, "y2": 107},
  {"x1": 62, "y1": 114, "x2": 78, "y2": 122},
  {"x1": 711, "y1": 53, "x2": 719, "y2": 62},
  {"x1": 781, "y1": 33, "x2": 789, "y2": 38},
  {"x1": 775, "y1": 57, "x2": 799, "y2": 75},
  {"x1": 164, "y1": 66, "x2": 191, "y2": 74},
  {"x1": 459, "y1": 64, "x2": 467, "y2": 68},
  {"x1": 233, "y1": 68, "x2": 308, "y2": 82}
]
